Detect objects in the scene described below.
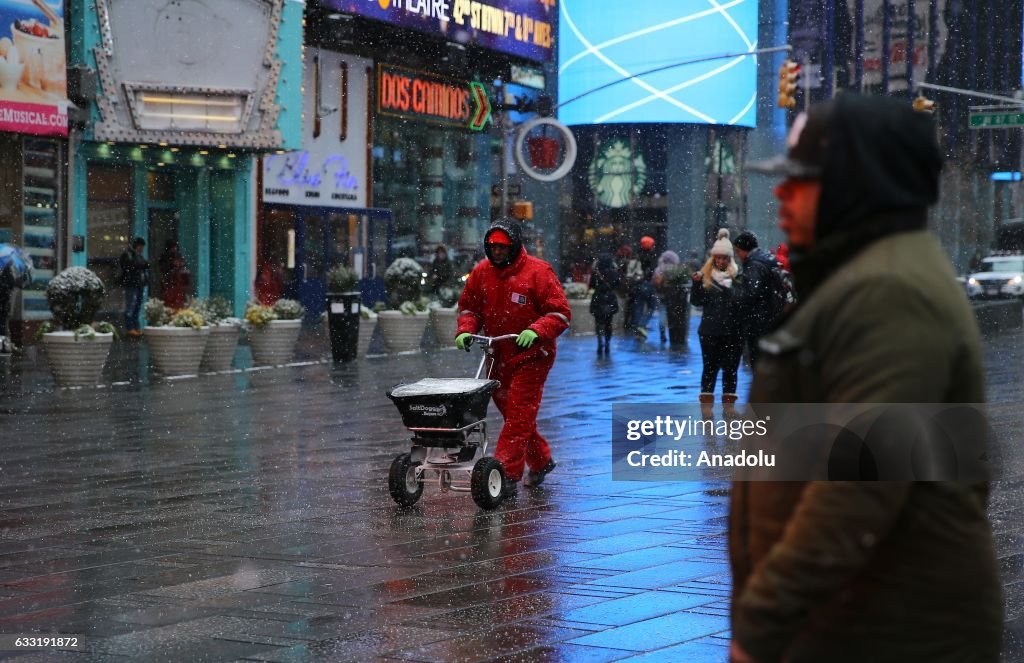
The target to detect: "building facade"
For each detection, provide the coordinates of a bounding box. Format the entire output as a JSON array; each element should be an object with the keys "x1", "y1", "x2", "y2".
[
  {"x1": 66, "y1": 0, "x2": 304, "y2": 325},
  {"x1": 555, "y1": 0, "x2": 779, "y2": 273},
  {"x1": 0, "y1": 0, "x2": 70, "y2": 343},
  {"x1": 262, "y1": 0, "x2": 559, "y2": 317}
]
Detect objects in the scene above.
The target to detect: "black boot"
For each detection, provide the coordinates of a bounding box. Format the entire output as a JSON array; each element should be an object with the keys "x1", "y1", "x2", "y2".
[{"x1": 597, "y1": 339, "x2": 605, "y2": 356}]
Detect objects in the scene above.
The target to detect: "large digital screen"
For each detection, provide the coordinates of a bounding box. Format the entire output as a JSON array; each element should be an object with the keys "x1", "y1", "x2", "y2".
[
  {"x1": 558, "y1": 0, "x2": 757, "y2": 127},
  {"x1": 323, "y1": 0, "x2": 556, "y2": 62}
]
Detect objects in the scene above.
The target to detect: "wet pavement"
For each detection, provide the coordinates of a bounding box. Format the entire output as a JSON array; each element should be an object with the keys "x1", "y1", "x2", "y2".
[{"x1": 0, "y1": 320, "x2": 1021, "y2": 662}]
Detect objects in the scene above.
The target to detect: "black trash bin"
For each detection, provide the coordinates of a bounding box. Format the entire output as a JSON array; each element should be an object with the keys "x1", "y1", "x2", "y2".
[
  {"x1": 664, "y1": 287, "x2": 690, "y2": 347},
  {"x1": 326, "y1": 291, "x2": 361, "y2": 362}
]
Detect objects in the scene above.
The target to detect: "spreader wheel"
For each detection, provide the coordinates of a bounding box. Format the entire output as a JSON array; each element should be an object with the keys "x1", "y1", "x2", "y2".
[
  {"x1": 388, "y1": 453, "x2": 423, "y2": 507},
  {"x1": 471, "y1": 457, "x2": 508, "y2": 510}
]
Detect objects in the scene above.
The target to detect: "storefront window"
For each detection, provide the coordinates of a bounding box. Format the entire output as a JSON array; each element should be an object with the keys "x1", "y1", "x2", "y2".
[
  {"x1": 372, "y1": 118, "x2": 489, "y2": 267},
  {"x1": 86, "y1": 164, "x2": 134, "y2": 316},
  {"x1": 20, "y1": 139, "x2": 63, "y2": 320}
]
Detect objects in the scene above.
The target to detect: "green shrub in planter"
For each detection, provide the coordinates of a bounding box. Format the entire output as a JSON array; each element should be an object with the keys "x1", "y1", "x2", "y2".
[
  {"x1": 436, "y1": 283, "x2": 464, "y2": 308},
  {"x1": 327, "y1": 265, "x2": 359, "y2": 293},
  {"x1": 45, "y1": 267, "x2": 106, "y2": 329},
  {"x1": 397, "y1": 299, "x2": 430, "y2": 315},
  {"x1": 193, "y1": 296, "x2": 234, "y2": 324},
  {"x1": 662, "y1": 266, "x2": 691, "y2": 289},
  {"x1": 385, "y1": 258, "x2": 424, "y2": 308},
  {"x1": 272, "y1": 298, "x2": 306, "y2": 320},
  {"x1": 144, "y1": 298, "x2": 170, "y2": 327}
]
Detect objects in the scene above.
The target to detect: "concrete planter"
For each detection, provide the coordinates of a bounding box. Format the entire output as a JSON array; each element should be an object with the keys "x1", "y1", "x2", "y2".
[
  {"x1": 358, "y1": 316, "x2": 377, "y2": 358},
  {"x1": 201, "y1": 324, "x2": 240, "y2": 372},
  {"x1": 568, "y1": 298, "x2": 595, "y2": 336},
  {"x1": 430, "y1": 307, "x2": 459, "y2": 348},
  {"x1": 378, "y1": 310, "x2": 428, "y2": 353},
  {"x1": 248, "y1": 319, "x2": 302, "y2": 366},
  {"x1": 146, "y1": 326, "x2": 211, "y2": 376},
  {"x1": 42, "y1": 331, "x2": 113, "y2": 387}
]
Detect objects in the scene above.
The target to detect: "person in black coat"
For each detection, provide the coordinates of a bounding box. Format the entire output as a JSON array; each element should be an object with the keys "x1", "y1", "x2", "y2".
[
  {"x1": 119, "y1": 237, "x2": 149, "y2": 336},
  {"x1": 428, "y1": 245, "x2": 454, "y2": 294},
  {"x1": 690, "y1": 229, "x2": 742, "y2": 414},
  {"x1": 732, "y1": 230, "x2": 783, "y2": 367},
  {"x1": 590, "y1": 253, "x2": 620, "y2": 356}
]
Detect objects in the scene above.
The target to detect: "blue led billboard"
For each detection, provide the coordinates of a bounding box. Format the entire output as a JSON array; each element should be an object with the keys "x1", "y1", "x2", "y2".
[{"x1": 558, "y1": 0, "x2": 758, "y2": 127}]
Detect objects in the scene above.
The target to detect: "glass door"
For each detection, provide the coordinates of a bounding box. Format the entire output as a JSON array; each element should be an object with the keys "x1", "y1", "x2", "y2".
[
  {"x1": 257, "y1": 207, "x2": 298, "y2": 305},
  {"x1": 297, "y1": 210, "x2": 325, "y2": 320},
  {"x1": 86, "y1": 164, "x2": 134, "y2": 320},
  {"x1": 148, "y1": 208, "x2": 180, "y2": 299},
  {"x1": 21, "y1": 138, "x2": 62, "y2": 320}
]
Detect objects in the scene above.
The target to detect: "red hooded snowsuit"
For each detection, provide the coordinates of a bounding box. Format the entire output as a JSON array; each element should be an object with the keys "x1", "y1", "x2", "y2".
[{"x1": 456, "y1": 243, "x2": 570, "y2": 481}]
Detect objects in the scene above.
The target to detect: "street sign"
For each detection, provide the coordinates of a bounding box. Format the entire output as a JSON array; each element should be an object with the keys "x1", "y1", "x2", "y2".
[{"x1": 969, "y1": 111, "x2": 1024, "y2": 129}]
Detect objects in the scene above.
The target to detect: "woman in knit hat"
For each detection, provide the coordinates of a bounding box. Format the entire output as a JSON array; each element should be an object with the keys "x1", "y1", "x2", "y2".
[{"x1": 690, "y1": 229, "x2": 743, "y2": 416}]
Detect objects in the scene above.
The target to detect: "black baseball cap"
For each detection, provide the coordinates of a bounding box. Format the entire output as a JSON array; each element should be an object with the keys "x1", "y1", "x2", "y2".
[{"x1": 747, "y1": 101, "x2": 833, "y2": 179}]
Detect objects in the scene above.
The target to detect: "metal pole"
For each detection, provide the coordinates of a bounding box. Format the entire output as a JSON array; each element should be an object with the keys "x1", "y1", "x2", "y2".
[
  {"x1": 882, "y1": 0, "x2": 890, "y2": 93},
  {"x1": 824, "y1": 0, "x2": 835, "y2": 98},
  {"x1": 927, "y1": 0, "x2": 938, "y2": 82},
  {"x1": 500, "y1": 123, "x2": 509, "y2": 220},
  {"x1": 915, "y1": 82, "x2": 1024, "y2": 106},
  {"x1": 855, "y1": 0, "x2": 864, "y2": 90},
  {"x1": 498, "y1": 81, "x2": 509, "y2": 220},
  {"x1": 906, "y1": 0, "x2": 916, "y2": 99},
  {"x1": 803, "y1": 54, "x2": 811, "y2": 112}
]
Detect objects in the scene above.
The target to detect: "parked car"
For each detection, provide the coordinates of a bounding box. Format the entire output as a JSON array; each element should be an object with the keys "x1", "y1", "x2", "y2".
[{"x1": 965, "y1": 253, "x2": 1024, "y2": 300}]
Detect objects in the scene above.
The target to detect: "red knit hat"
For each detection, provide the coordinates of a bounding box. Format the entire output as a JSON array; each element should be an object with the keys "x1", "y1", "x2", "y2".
[{"x1": 487, "y1": 229, "x2": 512, "y2": 245}]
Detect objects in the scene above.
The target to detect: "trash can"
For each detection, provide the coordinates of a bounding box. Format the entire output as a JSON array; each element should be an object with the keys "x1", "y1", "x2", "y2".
[
  {"x1": 327, "y1": 291, "x2": 361, "y2": 362},
  {"x1": 664, "y1": 287, "x2": 690, "y2": 347}
]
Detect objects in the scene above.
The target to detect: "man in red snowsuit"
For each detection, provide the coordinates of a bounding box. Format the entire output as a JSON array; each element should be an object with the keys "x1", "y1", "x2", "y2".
[{"x1": 456, "y1": 220, "x2": 570, "y2": 491}]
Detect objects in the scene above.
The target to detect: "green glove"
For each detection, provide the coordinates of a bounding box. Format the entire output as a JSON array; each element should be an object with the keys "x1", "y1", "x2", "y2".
[
  {"x1": 455, "y1": 333, "x2": 474, "y2": 351},
  {"x1": 516, "y1": 329, "x2": 539, "y2": 348}
]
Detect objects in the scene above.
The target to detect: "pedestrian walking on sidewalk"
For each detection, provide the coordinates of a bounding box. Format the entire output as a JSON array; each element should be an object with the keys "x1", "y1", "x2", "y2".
[
  {"x1": 728, "y1": 94, "x2": 1002, "y2": 663},
  {"x1": 118, "y1": 237, "x2": 149, "y2": 337},
  {"x1": 615, "y1": 244, "x2": 633, "y2": 333},
  {"x1": 627, "y1": 236, "x2": 658, "y2": 338},
  {"x1": 731, "y1": 231, "x2": 788, "y2": 367},
  {"x1": 589, "y1": 253, "x2": 620, "y2": 356},
  {"x1": 690, "y1": 229, "x2": 742, "y2": 416},
  {"x1": 652, "y1": 249, "x2": 681, "y2": 344},
  {"x1": 455, "y1": 220, "x2": 570, "y2": 492}
]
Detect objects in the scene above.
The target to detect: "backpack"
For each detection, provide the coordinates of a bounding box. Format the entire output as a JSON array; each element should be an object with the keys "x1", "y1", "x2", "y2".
[{"x1": 764, "y1": 259, "x2": 796, "y2": 317}]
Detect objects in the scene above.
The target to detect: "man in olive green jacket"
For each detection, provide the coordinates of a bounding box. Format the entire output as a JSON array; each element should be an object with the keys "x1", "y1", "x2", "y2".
[{"x1": 730, "y1": 94, "x2": 1003, "y2": 662}]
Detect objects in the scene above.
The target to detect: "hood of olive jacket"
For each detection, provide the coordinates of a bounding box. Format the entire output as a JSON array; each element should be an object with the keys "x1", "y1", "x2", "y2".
[{"x1": 791, "y1": 94, "x2": 943, "y2": 299}]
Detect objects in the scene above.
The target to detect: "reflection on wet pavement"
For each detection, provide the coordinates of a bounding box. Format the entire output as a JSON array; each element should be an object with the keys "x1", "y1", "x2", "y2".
[{"x1": 0, "y1": 325, "x2": 1020, "y2": 661}]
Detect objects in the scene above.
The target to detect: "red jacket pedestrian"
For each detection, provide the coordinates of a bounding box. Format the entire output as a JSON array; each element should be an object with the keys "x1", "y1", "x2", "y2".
[
  {"x1": 456, "y1": 220, "x2": 570, "y2": 487},
  {"x1": 162, "y1": 256, "x2": 191, "y2": 309}
]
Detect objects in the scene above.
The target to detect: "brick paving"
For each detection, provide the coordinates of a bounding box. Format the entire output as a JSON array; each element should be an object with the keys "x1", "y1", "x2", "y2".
[{"x1": 0, "y1": 320, "x2": 1020, "y2": 662}]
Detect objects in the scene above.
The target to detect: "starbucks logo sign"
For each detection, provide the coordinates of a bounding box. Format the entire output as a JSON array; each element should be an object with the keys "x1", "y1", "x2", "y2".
[{"x1": 589, "y1": 139, "x2": 648, "y2": 208}]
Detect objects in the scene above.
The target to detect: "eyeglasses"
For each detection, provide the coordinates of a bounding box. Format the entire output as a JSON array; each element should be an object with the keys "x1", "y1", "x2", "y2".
[{"x1": 485, "y1": 243, "x2": 510, "y2": 250}]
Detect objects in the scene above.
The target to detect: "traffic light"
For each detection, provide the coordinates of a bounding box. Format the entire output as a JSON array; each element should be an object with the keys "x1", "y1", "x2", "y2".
[
  {"x1": 777, "y1": 59, "x2": 800, "y2": 109},
  {"x1": 912, "y1": 94, "x2": 936, "y2": 113}
]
